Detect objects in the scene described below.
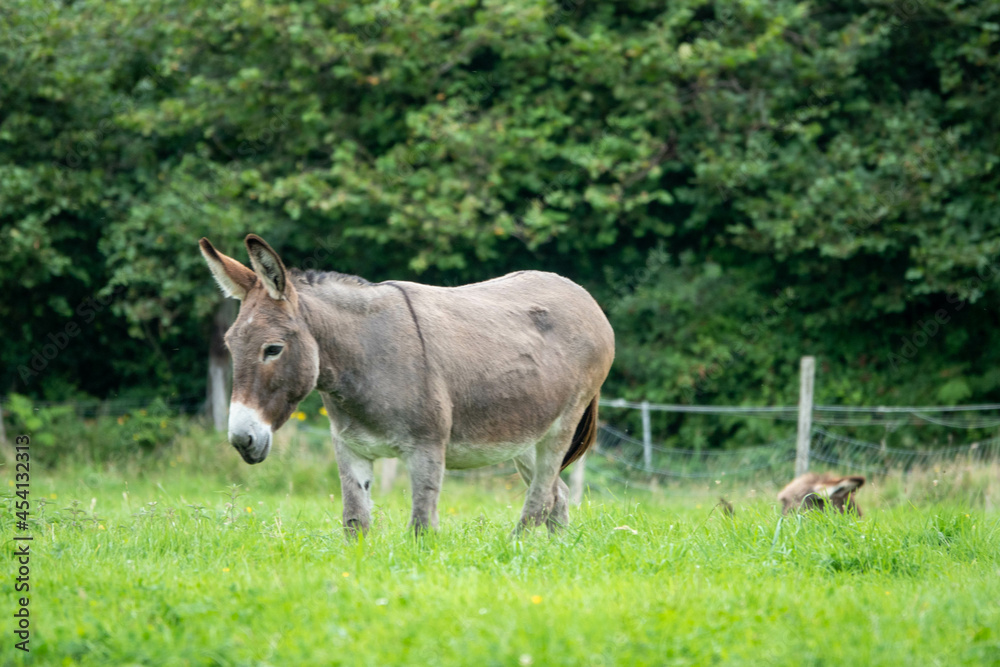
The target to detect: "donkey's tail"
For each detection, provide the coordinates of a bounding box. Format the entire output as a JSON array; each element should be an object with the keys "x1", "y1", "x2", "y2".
[{"x1": 561, "y1": 394, "x2": 599, "y2": 471}]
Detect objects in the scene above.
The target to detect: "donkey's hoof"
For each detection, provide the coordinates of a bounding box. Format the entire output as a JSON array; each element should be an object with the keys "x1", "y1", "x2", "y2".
[
  {"x1": 545, "y1": 518, "x2": 567, "y2": 534},
  {"x1": 408, "y1": 517, "x2": 437, "y2": 539},
  {"x1": 343, "y1": 518, "x2": 369, "y2": 539}
]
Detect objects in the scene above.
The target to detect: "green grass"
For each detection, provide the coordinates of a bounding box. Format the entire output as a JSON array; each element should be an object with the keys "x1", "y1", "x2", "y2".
[{"x1": 3, "y1": 445, "x2": 1000, "y2": 666}]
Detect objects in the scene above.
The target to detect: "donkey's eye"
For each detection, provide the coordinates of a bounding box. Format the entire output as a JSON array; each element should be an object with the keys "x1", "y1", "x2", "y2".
[{"x1": 263, "y1": 344, "x2": 284, "y2": 359}]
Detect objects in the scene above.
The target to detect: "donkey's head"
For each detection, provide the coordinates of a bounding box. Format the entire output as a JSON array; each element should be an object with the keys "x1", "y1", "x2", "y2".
[
  {"x1": 778, "y1": 473, "x2": 866, "y2": 516},
  {"x1": 200, "y1": 235, "x2": 320, "y2": 464}
]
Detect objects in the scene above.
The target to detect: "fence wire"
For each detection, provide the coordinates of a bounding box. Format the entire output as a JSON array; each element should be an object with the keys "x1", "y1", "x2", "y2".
[
  {"x1": 809, "y1": 427, "x2": 1000, "y2": 474},
  {"x1": 600, "y1": 398, "x2": 1000, "y2": 428},
  {"x1": 586, "y1": 422, "x2": 1000, "y2": 485},
  {"x1": 593, "y1": 425, "x2": 796, "y2": 479},
  {"x1": 8, "y1": 395, "x2": 1000, "y2": 486}
]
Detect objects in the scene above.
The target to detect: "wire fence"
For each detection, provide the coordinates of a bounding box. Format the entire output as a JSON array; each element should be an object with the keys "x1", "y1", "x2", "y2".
[
  {"x1": 593, "y1": 425, "x2": 796, "y2": 479},
  {"x1": 583, "y1": 423, "x2": 1000, "y2": 484},
  {"x1": 6, "y1": 395, "x2": 1000, "y2": 487},
  {"x1": 589, "y1": 399, "x2": 1000, "y2": 486},
  {"x1": 599, "y1": 398, "x2": 1000, "y2": 427},
  {"x1": 809, "y1": 427, "x2": 1000, "y2": 474},
  {"x1": 432, "y1": 399, "x2": 1000, "y2": 486}
]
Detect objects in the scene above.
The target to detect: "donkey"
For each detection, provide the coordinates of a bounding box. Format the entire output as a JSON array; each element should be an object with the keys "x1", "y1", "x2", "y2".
[
  {"x1": 199, "y1": 235, "x2": 615, "y2": 535},
  {"x1": 777, "y1": 472, "x2": 865, "y2": 516}
]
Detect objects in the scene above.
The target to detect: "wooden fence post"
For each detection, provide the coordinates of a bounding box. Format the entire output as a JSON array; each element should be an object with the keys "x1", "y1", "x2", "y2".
[
  {"x1": 569, "y1": 453, "x2": 586, "y2": 506},
  {"x1": 381, "y1": 458, "x2": 398, "y2": 495},
  {"x1": 641, "y1": 400, "x2": 652, "y2": 469},
  {"x1": 208, "y1": 301, "x2": 236, "y2": 432},
  {"x1": 796, "y1": 356, "x2": 816, "y2": 477}
]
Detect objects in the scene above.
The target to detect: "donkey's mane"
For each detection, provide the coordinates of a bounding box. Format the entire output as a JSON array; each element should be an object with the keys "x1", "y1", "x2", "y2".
[{"x1": 289, "y1": 268, "x2": 371, "y2": 288}]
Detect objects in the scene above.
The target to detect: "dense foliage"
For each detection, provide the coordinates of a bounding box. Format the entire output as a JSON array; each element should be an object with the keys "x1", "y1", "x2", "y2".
[{"x1": 3, "y1": 0, "x2": 1000, "y2": 445}]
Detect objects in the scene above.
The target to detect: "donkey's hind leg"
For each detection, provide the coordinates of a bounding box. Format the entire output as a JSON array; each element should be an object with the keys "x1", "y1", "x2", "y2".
[
  {"x1": 513, "y1": 448, "x2": 535, "y2": 486},
  {"x1": 548, "y1": 476, "x2": 570, "y2": 531},
  {"x1": 404, "y1": 443, "x2": 446, "y2": 536},
  {"x1": 514, "y1": 447, "x2": 569, "y2": 531},
  {"x1": 516, "y1": 424, "x2": 575, "y2": 534}
]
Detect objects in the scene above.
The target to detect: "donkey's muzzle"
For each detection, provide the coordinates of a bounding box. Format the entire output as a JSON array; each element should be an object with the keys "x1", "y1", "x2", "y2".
[
  {"x1": 230, "y1": 432, "x2": 270, "y2": 464},
  {"x1": 228, "y1": 402, "x2": 272, "y2": 464}
]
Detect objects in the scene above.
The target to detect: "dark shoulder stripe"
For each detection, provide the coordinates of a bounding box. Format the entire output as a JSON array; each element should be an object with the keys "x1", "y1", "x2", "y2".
[{"x1": 381, "y1": 281, "x2": 428, "y2": 363}]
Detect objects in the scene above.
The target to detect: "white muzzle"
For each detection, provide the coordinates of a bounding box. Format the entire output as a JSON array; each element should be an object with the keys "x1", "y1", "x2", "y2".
[{"x1": 228, "y1": 402, "x2": 272, "y2": 464}]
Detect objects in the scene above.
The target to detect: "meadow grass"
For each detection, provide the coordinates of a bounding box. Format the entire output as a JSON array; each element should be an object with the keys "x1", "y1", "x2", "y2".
[{"x1": 2, "y1": 436, "x2": 999, "y2": 666}]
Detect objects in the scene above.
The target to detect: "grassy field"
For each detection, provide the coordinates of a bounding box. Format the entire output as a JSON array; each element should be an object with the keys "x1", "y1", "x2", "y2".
[{"x1": 3, "y1": 433, "x2": 1000, "y2": 666}]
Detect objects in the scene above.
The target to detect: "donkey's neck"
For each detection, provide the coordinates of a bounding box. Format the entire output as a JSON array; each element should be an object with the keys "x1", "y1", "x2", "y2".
[
  {"x1": 296, "y1": 275, "x2": 379, "y2": 317},
  {"x1": 295, "y1": 278, "x2": 394, "y2": 396}
]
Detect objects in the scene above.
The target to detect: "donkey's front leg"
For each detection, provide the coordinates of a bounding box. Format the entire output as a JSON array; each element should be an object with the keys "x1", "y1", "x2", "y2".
[
  {"x1": 333, "y1": 439, "x2": 374, "y2": 537},
  {"x1": 404, "y1": 444, "x2": 446, "y2": 536}
]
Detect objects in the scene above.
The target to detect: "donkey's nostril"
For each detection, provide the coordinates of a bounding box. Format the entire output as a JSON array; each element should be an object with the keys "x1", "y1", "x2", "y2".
[{"x1": 229, "y1": 431, "x2": 252, "y2": 451}]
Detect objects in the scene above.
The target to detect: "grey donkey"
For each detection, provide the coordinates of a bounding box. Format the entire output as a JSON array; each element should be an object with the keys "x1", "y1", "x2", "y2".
[{"x1": 200, "y1": 235, "x2": 615, "y2": 536}]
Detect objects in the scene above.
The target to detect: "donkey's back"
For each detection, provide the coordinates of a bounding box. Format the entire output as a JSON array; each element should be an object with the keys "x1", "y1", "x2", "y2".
[{"x1": 402, "y1": 269, "x2": 613, "y2": 368}]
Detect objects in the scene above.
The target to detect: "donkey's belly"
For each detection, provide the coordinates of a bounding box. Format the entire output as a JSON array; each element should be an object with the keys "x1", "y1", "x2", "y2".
[
  {"x1": 445, "y1": 439, "x2": 537, "y2": 470},
  {"x1": 340, "y1": 428, "x2": 402, "y2": 461}
]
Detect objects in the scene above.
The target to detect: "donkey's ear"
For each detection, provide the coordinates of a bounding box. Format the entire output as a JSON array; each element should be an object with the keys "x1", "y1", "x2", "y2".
[
  {"x1": 200, "y1": 238, "x2": 256, "y2": 300},
  {"x1": 828, "y1": 475, "x2": 865, "y2": 500},
  {"x1": 245, "y1": 234, "x2": 288, "y2": 300}
]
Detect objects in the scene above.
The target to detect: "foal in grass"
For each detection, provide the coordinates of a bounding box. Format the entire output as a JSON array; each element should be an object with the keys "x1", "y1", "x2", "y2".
[
  {"x1": 200, "y1": 235, "x2": 614, "y2": 535},
  {"x1": 778, "y1": 473, "x2": 865, "y2": 516}
]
